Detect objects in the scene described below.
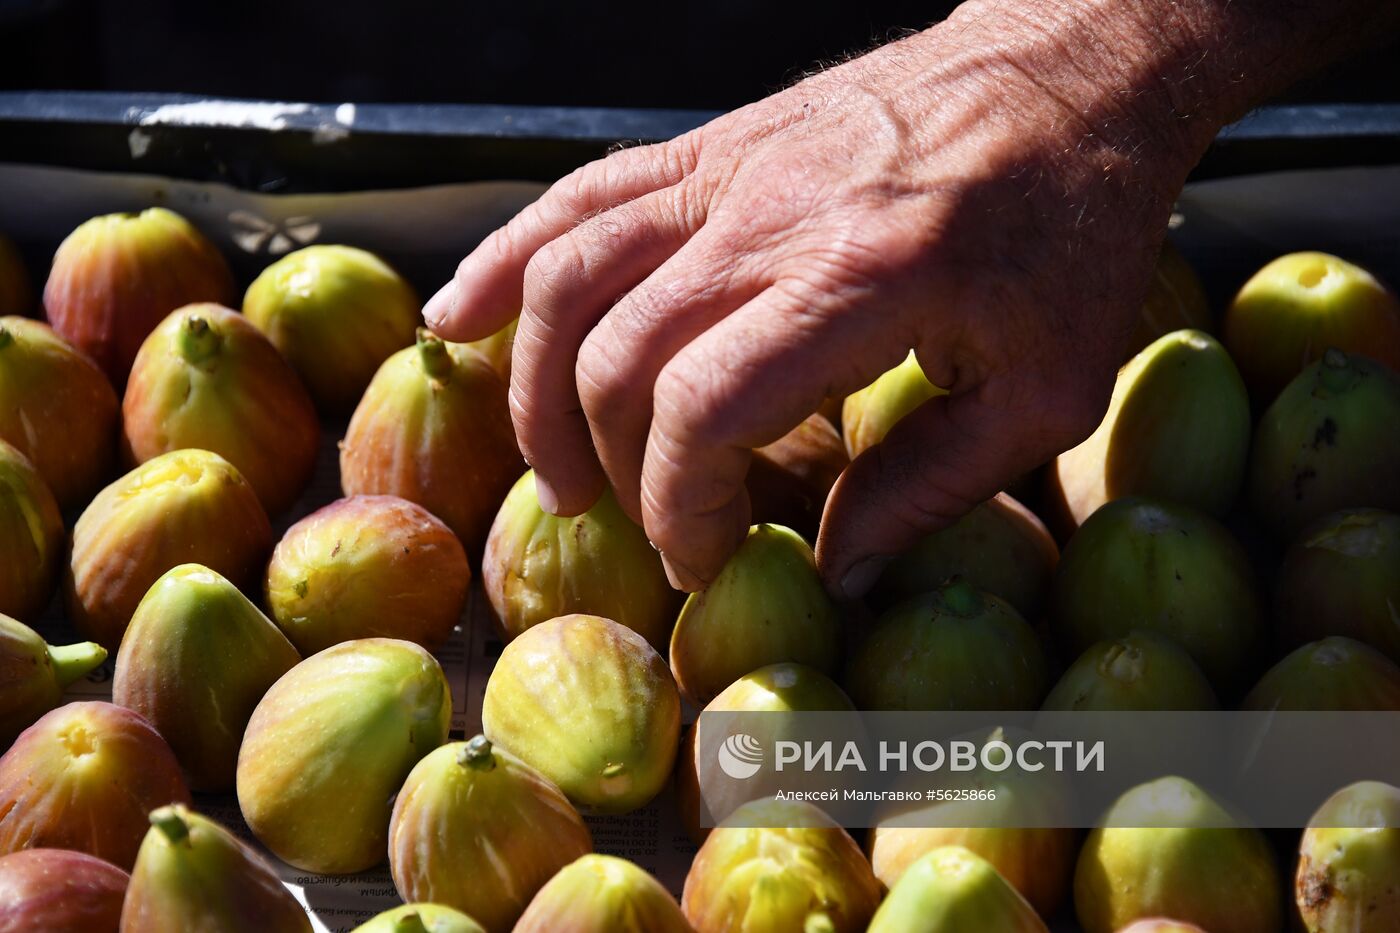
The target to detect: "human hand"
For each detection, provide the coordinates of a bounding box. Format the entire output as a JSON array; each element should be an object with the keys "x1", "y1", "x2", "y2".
[{"x1": 424, "y1": 0, "x2": 1352, "y2": 597}]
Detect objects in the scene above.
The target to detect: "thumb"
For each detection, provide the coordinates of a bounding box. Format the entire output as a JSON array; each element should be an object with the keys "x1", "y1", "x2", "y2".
[{"x1": 815, "y1": 386, "x2": 1083, "y2": 600}]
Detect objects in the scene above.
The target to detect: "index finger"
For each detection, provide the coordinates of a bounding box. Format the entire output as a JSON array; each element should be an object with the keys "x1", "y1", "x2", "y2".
[{"x1": 425, "y1": 134, "x2": 701, "y2": 341}]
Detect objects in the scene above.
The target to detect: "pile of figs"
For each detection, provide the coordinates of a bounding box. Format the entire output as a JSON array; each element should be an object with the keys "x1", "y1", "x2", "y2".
[{"x1": 1, "y1": 197, "x2": 1399, "y2": 933}]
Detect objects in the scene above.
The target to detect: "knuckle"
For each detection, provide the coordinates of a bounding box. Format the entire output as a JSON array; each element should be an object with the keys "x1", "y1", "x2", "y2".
[{"x1": 521, "y1": 236, "x2": 588, "y2": 319}]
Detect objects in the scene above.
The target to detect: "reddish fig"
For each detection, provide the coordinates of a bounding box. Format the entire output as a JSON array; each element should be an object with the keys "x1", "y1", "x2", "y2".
[
  {"x1": 243, "y1": 244, "x2": 419, "y2": 412},
  {"x1": 0, "y1": 234, "x2": 31, "y2": 316},
  {"x1": 0, "y1": 701, "x2": 190, "y2": 869},
  {"x1": 0, "y1": 316, "x2": 118, "y2": 509},
  {"x1": 0, "y1": 848, "x2": 128, "y2": 933},
  {"x1": 1126, "y1": 239, "x2": 1211, "y2": 357},
  {"x1": 66, "y1": 448, "x2": 273, "y2": 649},
  {"x1": 265, "y1": 496, "x2": 469, "y2": 655},
  {"x1": 122, "y1": 304, "x2": 319, "y2": 515},
  {"x1": 745, "y1": 413, "x2": 848, "y2": 539},
  {"x1": 43, "y1": 208, "x2": 233, "y2": 384},
  {"x1": 1, "y1": 613, "x2": 106, "y2": 746},
  {"x1": 0, "y1": 440, "x2": 62, "y2": 621}
]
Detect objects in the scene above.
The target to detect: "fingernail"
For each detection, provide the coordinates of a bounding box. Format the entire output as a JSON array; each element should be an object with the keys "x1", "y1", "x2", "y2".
[
  {"x1": 534, "y1": 473, "x2": 561, "y2": 515},
  {"x1": 422, "y1": 279, "x2": 458, "y2": 328},
  {"x1": 840, "y1": 556, "x2": 892, "y2": 600},
  {"x1": 659, "y1": 551, "x2": 706, "y2": 592}
]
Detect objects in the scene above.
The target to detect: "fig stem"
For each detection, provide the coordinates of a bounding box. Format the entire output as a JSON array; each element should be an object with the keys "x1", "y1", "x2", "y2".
[
  {"x1": 47, "y1": 641, "x2": 108, "y2": 689},
  {"x1": 805, "y1": 914, "x2": 837, "y2": 933},
  {"x1": 150, "y1": 807, "x2": 191, "y2": 845},
  {"x1": 417, "y1": 328, "x2": 453, "y2": 381},
  {"x1": 458, "y1": 735, "x2": 497, "y2": 771},
  {"x1": 1317, "y1": 348, "x2": 1357, "y2": 395},
  {"x1": 178, "y1": 314, "x2": 222, "y2": 364},
  {"x1": 392, "y1": 913, "x2": 430, "y2": 933},
  {"x1": 938, "y1": 577, "x2": 984, "y2": 616}
]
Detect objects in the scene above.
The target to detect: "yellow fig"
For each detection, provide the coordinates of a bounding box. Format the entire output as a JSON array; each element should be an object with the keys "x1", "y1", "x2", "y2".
[
  {"x1": 1296, "y1": 781, "x2": 1400, "y2": 933},
  {"x1": 841, "y1": 350, "x2": 946, "y2": 458},
  {"x1": 352, "y1": 904, "x2": 486, "y2": 933},
  {"x1": 867, "y1": 845, "x2": 1050, "y2": 933},
  {"x1": 515, "y1": 855, "x2": 693, "y2": 933},
  {"x1": 0, "y1": 439, "x2": 63, "y2": 622}
]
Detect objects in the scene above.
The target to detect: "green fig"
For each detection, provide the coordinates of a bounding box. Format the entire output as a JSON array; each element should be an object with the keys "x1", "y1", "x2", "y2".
[
  {"x1": 482, "y1": 471, "x2": 679, "y2": 648},
  {"x1": 842, "y1": 350, "x2": 946, "y2": 458},
  {"x1": 678, "y1": 662, "x2": 856, "y2": 843},
  {"x1": 1224, "y1": 251, "x2": 1400, "y2": 405},
  {"x1": 1296, "y1": 781, "x2": 1400, "y2": 932},
  {"x1": 243, "y1": 244, "x2": 419, "y2": 412},
  {"x1": 237, "y1": 638, "x2": 451, "y2": 873},
  {"x1": 870, "y1": 492, "x2": 1059, "y2": 619},
  {"x1": 1046, "y1": 330, "x2": 1250, "y2": 536},
  {"x1": 1276, "y1": 509, "x2": 1400, "y2": 661},
  {"x1": 671, "y1": 524, "x2": 841, "y2": 707},
  {"x1": 1074, "y1": 776, "x2": 1282, "y2": 933},
  {"x1": 388, "y1": 735, "x2": 592, "y2": 932},
  {"x1": 482, "y1": 614, "x2": 680, "y2": 814},
  {"x1": 66, "y1": 448, "x2": 273, "y2": 650},
  {"x1": 0, "y1": 233, "x2": 32, "y2": 316},
  {"x1": 352, "y1": 904, "x2": 487, "y2": 933},
  {"x1": 0, "y1": 613, "x2": 106, "y2": 747},
  {"x1": 0, "y1": 848, "x2": 129, "y2": 932},
  {"x1": 1241, "y1": 637, "x2": 1400, "y2": 711},
  {"x1": 682, "y1": 798, "x2": 882, "y2": 933},
  {"x1": 1248, "y1": 349, "x2": 1400, "y2": 540},
  {"x1": 120, "y1": 805, "x2": 310, "y2": 933},
  {"x1": 1126, "y1": 239, "x2": 1212, "y2": 358},
  {"x1": 1115, "y1": 922, "x2": 1209, "y2": 933},
  {"x1": 0, "y1": 316, "x2": 118, "y2": 510},
  {"x1": 515, "y1": 854, "x2": 692, "y2": 933},
  {"x1": 0, "y1": 701, "x2": 190, "y2": 869},
  {"x1": 745, "y1": 413, "x2": 848, "y2": 540},
  {"x1": 341, "y1": 330, "x2": 523, "y2": 552},
  {"x1": 868, "y1": 845, "x2": 1049, "y2": 933},
  {"x1": 122, "y1": 304, "x2": 320, "y2": 515},
  {"x1": 43, "y1": 207, "x2": 234, "y2": 384},
  {"x1": 846, "y1": 578, "x2": 1047, "y2": 710},
  {"x1": 265, "y1": 496, "x2": 470, "y2": 655},
  {"x1": 0, "y1": 439, "x2": 63, "y2": 621},
  {"x1": 1042, "y1": 631, "x2": 1218, "y2": 711},
  {"x1": 112, "y1": 564, "x2": 300, "y2": 790},
  {"x1": 1051, "y1": 497, "x2": 1263, "y2": 688}
]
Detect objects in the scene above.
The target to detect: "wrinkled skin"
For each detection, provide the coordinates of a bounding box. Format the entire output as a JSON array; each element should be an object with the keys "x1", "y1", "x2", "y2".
[{"x1": 425, "y1": 0, "x2": 1386, "y2": 596}]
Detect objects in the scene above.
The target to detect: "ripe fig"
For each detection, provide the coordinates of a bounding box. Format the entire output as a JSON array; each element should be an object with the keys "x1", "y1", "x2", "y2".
[
  {"x1": 1126, "y1": 239, "x2": 1211, "y2": 358},
  {"x1": 0, "y1": 316, "x2": 118, "y2": 509},
  {"x1": 482, "y1": 614, "x2": 680, "y2": 814},
  {"x1": 1074, "y1": 776, "x2": 1282, "y2": 933},
  {"x1": 1, "y1": 613, "x2": 106, "y2": 746},
  {"x1": 671, "y1": 524, "x2": 841, "y2": 707},
  {"x1": 745, "y1": 413, "x2": 848, "y2": 539},
  {"x1": 515, "y1": 854, "x2": 692, "y2": 933},
  {"x1": 1041, "y1": 631, "x2": 1219, "y2": 711},
  {"x1": 112, "y1": 563, "x2": 300, "y2": 790},
  {"x1": 867, "y1": 845, "x2": 1050, "y2": 933},
  {"x1": 43, "y1": 208, "x2": 234, "y2": 384},
  {"x1": 870, "y1": 492, "x2": 1059, "y2": 619},
  {"x1": 0, "y1": 848, "x2": 128, "y2": 933},
  {"x1": 846, "y1": 578, "x2": 1048, "y2": 710},
  {"x1": 678, "y1": 662, "x2": 855, "y2": 842},
  {"x1": 462, "y1": 315, "x2": 517, "y2": 380},
  {"x1": 388, "y1": 735, "x2": 592, "y2": 933},
  {"x1": 265, "y1": 496, "x2": 469, "y2": 655},
  {"x1": 243, "y1": 244, "x2": 419, "y2": 412},
  {"x1": 841, "y1": 350, "x2": 946, "y2": 457},
  {"x1": 1115, "y1": 922, "x2": 1209, "y2": 933},
  {"x1": 1247, "y1": 349, "x2": 1400, "y2": 541},
  {"x1": 120, "y1": 805, "x2": 310, "y2": 933},
  {"x1": 1296, "y1": 781, "x2": 1400, "y2": 933},
  {"x1": 682, "y1": 798, "x2": 881, "y2": 933},
  {"x1": 237, "y1": 638, "x2": 450, "y2": 873},
  {"x1": 1051, "y1": 497, "x2": 1263, "y2": 688},
  {"x1": 122, "y1": 304, "x2": 319, "y2": 515},
  {"x1": 1276, "y1": 508, "x2": 1400, "y2": 660},
  {"x1": 0, "y1": 701, "x2": 190, "y2": 869},
  {"x1": 65, "y1": 448, "x2": 273, "y2": 650},
  {"x1": 1046, "y1": 330, "x2": 1250, "y2": 536},
  {"x1": 352, "y1": 904, "x2": 487, "y2": 933},
  {"x1": 342, "y1": 329, "x2": 522, "y2": 553},
  {"x1": 483, "y1": 471, "x2": 679, "y2": 649},
  {"x1": 0, "y1": 439, "x2": 62, "y2": 621},
  {"x1": 0, "y1": 234, "x2": 31, "y2": 316},
  {"x1": 1241, "y1": 637, "x2": 1400, "y2": 711},
  {"x1": 1223, "y1": 251, "x2": 1400, "y2": 405}
]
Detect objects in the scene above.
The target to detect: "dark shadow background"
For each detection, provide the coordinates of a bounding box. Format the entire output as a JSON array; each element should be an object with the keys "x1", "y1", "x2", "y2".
[{"x1": 1, "y1": 0, "x2": 1396, "y2": 110}]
